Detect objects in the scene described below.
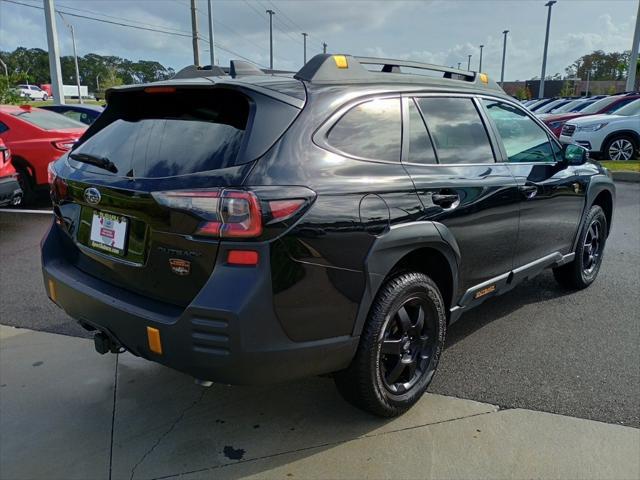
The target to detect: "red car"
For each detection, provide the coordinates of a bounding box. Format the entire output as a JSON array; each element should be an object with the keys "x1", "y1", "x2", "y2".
[
  {"x1": 542, "y1": 94, "x2": 640, "y2": 137},
  {"x1": 0, "y1": 138, "x2": 22, "y2": 206},
  {"x1": 0, "y1": 105, "x2": 85, "y2": 202}
]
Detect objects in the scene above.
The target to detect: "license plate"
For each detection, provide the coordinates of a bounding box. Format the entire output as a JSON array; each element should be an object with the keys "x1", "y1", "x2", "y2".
[{"x1": 89, "y1": 211, "x2": 128, "y2": 255}]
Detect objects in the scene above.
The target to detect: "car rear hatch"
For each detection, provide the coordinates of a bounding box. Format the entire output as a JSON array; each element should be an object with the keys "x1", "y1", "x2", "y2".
[{"x1": 50, "y1": 79, "x2": 305, "y2": 307}]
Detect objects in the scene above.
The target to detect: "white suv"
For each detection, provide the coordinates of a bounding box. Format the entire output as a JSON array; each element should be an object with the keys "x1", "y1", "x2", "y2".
[
  {"x1": 559, "y1": 99, "x2": 640, "y2": 160},
  {"x1": 16, "y1": 84, "x2": 48, "y2": 101}
]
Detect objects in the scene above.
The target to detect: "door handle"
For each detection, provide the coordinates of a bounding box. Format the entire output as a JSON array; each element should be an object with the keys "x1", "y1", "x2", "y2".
[
  {"x1": 518, "y1": 185, "x2": 538, "y2": 199},
  {"x1": 432, "y1": 192, "x2": 460, "y2": 209}
]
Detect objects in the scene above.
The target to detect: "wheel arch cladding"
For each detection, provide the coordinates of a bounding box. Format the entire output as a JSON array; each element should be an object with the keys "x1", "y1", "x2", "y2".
[
  {"x1": 352, "y1": 221, "x2": 460, "y2": 336},
  {"x1": 592, "y1": 189, "x2": 614, "y2": 236}
]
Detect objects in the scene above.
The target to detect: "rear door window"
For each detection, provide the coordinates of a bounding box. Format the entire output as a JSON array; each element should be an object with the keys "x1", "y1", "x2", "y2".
[
  {"x1": 327, "y1": 98, "x2": 401, "y2": 162},
  {"x1": 71, "y1": 89, "x2": 249, "y2": 178},
  {"x1": 406, "y1": 99, "x2": 438, "y2": 164},
  {"x1": 416, "y1": 97, "x2": 495, "y2": 164}
]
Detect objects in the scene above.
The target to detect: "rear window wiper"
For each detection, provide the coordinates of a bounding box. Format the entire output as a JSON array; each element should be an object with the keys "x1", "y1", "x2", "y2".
[{"x1": 69, "y1": 152, "x2": 118, "y2": 173}]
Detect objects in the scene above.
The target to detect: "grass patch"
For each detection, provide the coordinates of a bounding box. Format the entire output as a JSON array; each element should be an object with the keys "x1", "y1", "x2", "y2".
[{"x1": 599, "y1": 160, "x2": 640, "y2": 172}]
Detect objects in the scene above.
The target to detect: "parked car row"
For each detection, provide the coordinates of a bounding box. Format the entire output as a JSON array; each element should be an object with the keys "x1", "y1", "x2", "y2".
[{"x1": 521, "y1": 92, "x2": 640, "y2": 160}]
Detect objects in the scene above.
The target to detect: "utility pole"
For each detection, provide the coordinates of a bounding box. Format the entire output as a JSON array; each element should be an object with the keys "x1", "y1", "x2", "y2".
[
  {"x1": 207, "y1": 0, "x2": 215, "y2": 66},
  {"x1": 58, "y1": 13, "x2": 82, "y2": 104},
  {"x1": 457, "y1": 62, "x2": 461, "y2": 69},
  {"x1": 190, "y1": 0, "x2": 200, "y2": 67},
  {"x1": 96, "y1": 74, "x2": 100, "y2": 93},
  {"x1": 467, "y1": 54, "x2": 472, "y2": 71},
  {"x1": 539, "y1": 0, "x2": 557, "y2": 98},
  {"x1": 479, "y1": 44, "x2": 484, "y2": 72},
  {"x1": 500, "y1": 30, "x2": 509, "y2": 86},
  {"x1": 626, "y1": 0, "x2": 640, "y2": 91},
  {"x1": 322, "y1": 42, "x2": 327, "y2": 54},
  {"x1": 302, "y1": 32, "x2": 308, "y2": 64},
  {"x1": 266, "y1": 9, "x2": 275, "y2": 70},
  {"x1": 44, "y1": 0, "x2": 65, "y2": 104}
]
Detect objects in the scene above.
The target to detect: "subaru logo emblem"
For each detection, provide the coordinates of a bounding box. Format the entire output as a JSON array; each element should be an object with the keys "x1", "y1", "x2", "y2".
[{"x1": 84, "y1": 187, "x2": 101, "y2": 205}]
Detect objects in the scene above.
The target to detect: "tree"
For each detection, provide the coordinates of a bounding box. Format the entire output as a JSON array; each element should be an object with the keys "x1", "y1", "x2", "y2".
[
  {"x1": 0, "y1": 47, "x2": 175, "y2": 93},
  {"x1": 565, "y1": 50, "x2": 631, "y2": 81}
]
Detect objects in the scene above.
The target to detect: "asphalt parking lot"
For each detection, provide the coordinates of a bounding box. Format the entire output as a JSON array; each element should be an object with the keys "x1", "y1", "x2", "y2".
[{"x1": 0, "y1": 182, "x2": 639, "y2": 428}]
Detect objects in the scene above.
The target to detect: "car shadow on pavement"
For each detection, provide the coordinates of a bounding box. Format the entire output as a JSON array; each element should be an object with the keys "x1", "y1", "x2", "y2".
[
  {"x1": 111, "y1": 354, "x2": 493, "y2": 480},
  {"x1": 444, "y1": 270, "x2": 576, "y2": 349}
]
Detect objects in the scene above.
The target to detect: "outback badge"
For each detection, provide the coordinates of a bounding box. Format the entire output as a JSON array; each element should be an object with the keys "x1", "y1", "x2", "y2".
[{"x1": 169, "y1": 258, "x2": 191, "y2": 276}]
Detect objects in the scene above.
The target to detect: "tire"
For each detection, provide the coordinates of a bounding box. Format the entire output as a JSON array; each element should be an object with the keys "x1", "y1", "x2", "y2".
[
  {"x1": 602, "y1": 134, "x2": 637, "y2": 161},
  {"x1": 553, "y1": 205, "x2": 607, "y2": 290},
  {"x1": 42, "y1": 94, "x2": 48, "y2": 101},
  {"x1": 334, "y1": 272, "x2": 446, "y2": 417},
  {"x1": 16, "y1": 166, "x2": 36, "y2": 206}
]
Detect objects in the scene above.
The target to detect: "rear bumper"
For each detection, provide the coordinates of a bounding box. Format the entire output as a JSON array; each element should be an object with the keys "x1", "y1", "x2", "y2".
[
  {"x1": 0, "y1": 176, "x2": 22, "y2": 206},
  {"x1": 41, "y1": 222, "x2": 358, "y2": 384}
]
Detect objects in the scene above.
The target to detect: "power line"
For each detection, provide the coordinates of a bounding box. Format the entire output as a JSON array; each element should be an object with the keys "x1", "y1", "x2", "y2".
[
  {"x1": 3, "y1": 0, "x2": 266, "y2": 68},
  {"x1": 265, "y1": 0, "x2": 325, "y2": 50}
]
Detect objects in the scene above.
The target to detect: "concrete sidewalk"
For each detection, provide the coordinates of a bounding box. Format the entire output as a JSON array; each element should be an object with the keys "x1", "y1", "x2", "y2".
[{"x1": 1, "y1": 325, "x2": 638, "y2": 480}]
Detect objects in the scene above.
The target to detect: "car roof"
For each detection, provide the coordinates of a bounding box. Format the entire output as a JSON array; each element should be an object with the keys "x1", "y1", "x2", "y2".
[
  {"x1": 41, "y1": 104, "x2": 104, "y2": 112},
  {"x1": 108, "y1": 54, "x2": 510, "y2": 106}
]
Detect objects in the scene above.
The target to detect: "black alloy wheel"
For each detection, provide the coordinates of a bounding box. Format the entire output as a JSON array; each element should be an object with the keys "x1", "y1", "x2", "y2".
[
  {"x1": 379, "y1": 295, "x2": 437, "y2": 395},
  {"x1": 334, "y1": 272, "x2": 446, "y2": 417}
]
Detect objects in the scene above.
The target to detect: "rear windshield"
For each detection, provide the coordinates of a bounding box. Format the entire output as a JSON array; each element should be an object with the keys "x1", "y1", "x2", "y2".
[
  {"x1": 72, "y1": 89, "x2": 249, "y2": 178},
  {"x1": 13, "y1": 109, "x2": 85, "y2": 130}
]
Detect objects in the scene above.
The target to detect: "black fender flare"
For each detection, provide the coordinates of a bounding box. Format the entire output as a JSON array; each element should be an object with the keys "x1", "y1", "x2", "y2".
[
  {"x1": 351, "y1": 221, "x2": 461, "y2": 337},
  {"x1": 572, "y1": 174, "x2": 616, "y2": 251}
]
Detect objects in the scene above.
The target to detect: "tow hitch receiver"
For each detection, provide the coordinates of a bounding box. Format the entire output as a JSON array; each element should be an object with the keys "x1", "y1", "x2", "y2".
[{"x1": 94, "y1": 332, "x2": 120, "y2": 354}]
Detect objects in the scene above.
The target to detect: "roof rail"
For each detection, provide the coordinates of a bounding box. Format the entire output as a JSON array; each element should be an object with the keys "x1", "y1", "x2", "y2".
[{"x1": 294, "y1": 54, "x2": 502, "y2": 91}]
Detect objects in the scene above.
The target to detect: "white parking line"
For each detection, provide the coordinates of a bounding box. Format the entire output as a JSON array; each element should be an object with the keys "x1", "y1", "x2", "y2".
[{"x1": 0, "y1": 209, "x2": 52, "y2": 214}]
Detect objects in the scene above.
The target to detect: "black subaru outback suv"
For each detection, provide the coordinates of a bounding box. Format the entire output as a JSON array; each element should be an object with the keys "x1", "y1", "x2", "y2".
[{"x1": 42, "y1": 55, "x2": 615, "y2": 416}]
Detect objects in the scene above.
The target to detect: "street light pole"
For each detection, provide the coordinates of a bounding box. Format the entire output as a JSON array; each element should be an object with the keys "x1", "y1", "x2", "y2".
[
  {"x1": 500, "y1": 30, "x2": 509, "y2": 86},
  {"x1": 302, "y1": 32, "x2": 308, "y2": 64},
  {"x1": 479, "y1": 44, "x2": 484, "y2": 72},
  {"x1": 626, "y1": 0, "x2": 640, "y2": 91},
  {"x1": 467, "y1": 54, "x2": 472, "y2": 71},
  {"x1": 322, "y1": 42, "x2": 327, "y2": 54},
  {"x1": 539, "y1": 0, "x2": 557, "y2": 98},
  {"x1": 457, "y1": 62, "x2": 461, "y2": 69},
  {"x1": 266, "y1": 9, "x2": 275, "y2": 70},
  {"x1": 585, "y1": 68, "x2": 590, "y2": 97},
  {"x1": 207, "y1": 0, "x2": 216, "y2": 66}
]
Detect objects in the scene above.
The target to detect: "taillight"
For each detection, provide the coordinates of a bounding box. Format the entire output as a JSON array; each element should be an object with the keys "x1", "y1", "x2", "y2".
[
  {"x1": 0, "y1": 147, "x2": 10, "y2": 165},
  {"x1": 48, "y1": 162, "x2": 67, "y2": 199},
  {"x1": 153, "y1": 189, "x2": 263, "y2": 238},
  {"x1": 47, "y1": 162, "x2": 57, "y2": 184},
  {"x1": 52, "y1": 140, "x2": 76, "y2": 151},
  {"x1": 267, "y1": 199, "x2": 306, "y2": 223}
]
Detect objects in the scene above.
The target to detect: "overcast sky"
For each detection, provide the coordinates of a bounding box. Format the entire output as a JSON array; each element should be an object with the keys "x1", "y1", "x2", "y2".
[{"x1": 1, "y1": 0, "x2": 637, "y2": 81}]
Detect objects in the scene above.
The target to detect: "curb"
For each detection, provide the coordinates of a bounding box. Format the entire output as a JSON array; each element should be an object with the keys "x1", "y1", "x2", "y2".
[{"x1": 611, "y1": 171, "x2": 640, "y2": 182}]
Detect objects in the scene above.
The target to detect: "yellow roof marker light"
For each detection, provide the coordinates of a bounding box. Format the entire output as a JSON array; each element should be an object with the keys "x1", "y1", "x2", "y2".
[
  {"x1": 333, "y1": 55, "x2": 348, "y2": 69},
  {"x1": 147, "y1": 327, "x2": 163, "y2": 355},
  {"x1": 479, "y1": 73, "x2": 489, "y2": 85}
]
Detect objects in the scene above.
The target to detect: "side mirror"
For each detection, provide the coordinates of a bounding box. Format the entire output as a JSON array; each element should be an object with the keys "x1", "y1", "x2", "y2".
[{"x1": 563, "y1": 144, "x2": 589, "y2": 165}]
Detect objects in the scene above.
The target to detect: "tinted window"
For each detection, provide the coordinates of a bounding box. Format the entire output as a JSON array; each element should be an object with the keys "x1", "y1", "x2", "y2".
[
  {"x1": 581, "y1": 96, "x2": 625, "y2": 114},
  {"x1": 483, "y1": 100, "x2": 556, "y2": 163},
  {"x1": 12, "y1": 109, "x2": 85, "y2": 130},
  {"x1": 328, "y1": 98, "x2": 401, "y2": 161},
  {"x1": 0, "y1": 121, "x2": 8, "y2": 134},
  {"x1": 416, "y1": 97, "x2": 494, "y2": 164},
  {"x1": 407, "y1": 99, "x2": 437, "y2": 164},
  {"x1": 73, "y1": 89, "x2": 249, "y2": 178}
]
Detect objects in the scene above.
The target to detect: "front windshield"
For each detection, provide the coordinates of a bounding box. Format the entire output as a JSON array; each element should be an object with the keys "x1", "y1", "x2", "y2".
[
  {"x1": 571, "y1": 100, "x2": 596, "y2": 112},
  {"x1": 612, "y1": 99, "x2": 640, "y2": 116},
  {"x1": 581, "y1": 96, "x2": 621, "y2": 114},
  {"x1": 552, "y1": 100, "x2": 582, "y2": 113}
]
